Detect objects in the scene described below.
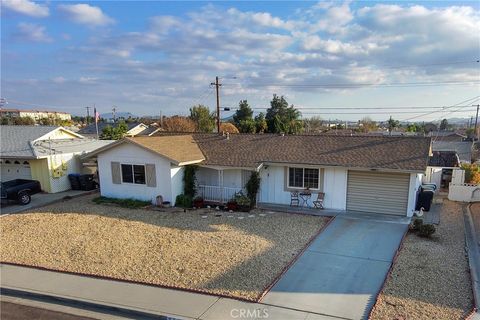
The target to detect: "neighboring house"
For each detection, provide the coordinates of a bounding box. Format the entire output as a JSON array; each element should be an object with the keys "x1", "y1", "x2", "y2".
[
  {"x1": 428, "y1": 131, "x2": 467, "y2": 142},
  {"x1": 432, "y1": 140, "x2": 473, "y2": 163},
  {"x1": 85, "y1": 134, "x2": 431, "y2": 217},
  {"x1": 0, "y1": 109, "x2": 71, "y2": 121},
  {"x1": 78, "y1": 122, "x2": 149, "y2": 138},
  {"x1": 0, "y1": 125, "x2": 112, "y2": 193},
  {"x1": 423, "y1": 151, "x2": 460, "y2": 189},
  {"x1": 136, "y1": 125, "x2": 164, "y2": 136}
]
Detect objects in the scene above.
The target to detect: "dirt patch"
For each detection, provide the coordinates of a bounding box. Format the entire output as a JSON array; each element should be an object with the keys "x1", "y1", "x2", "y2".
[
  {"x1": 0, "y1": 194, "x2": 329, "y2": 301},
  {"x1": 370, "y1": 200, "x2": 474, "y2": 319}
]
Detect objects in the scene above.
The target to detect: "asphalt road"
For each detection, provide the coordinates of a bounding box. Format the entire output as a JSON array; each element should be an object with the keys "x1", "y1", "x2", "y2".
[{"x1": 1, "y1": 301, "x2": 96, "y2": 320}]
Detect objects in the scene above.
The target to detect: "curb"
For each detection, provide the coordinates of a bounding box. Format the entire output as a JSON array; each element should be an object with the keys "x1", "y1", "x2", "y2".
[
  {"x1": 465, "y1": 204, "x2": 480, "y2": 315},
  {"x1": 0, "y1": 287, "x2": 171, "y2": 320}
]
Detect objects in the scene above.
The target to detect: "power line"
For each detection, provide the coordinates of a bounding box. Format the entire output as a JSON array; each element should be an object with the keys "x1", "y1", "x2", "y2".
[{"x1": 239, "y1": 105, "x2": 477, "y2": 111}]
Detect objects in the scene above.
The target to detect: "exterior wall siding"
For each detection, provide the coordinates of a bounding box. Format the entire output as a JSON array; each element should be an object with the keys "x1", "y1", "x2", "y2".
[
  {"x1": 171, "y1": 166, "x2": 184, "y2": 205},
  {"x1": 98, "y1": 143, "x2": 173, "y2": 203},
  {"x1": 30, "y1": 159, "x2": 51, "y2": 192}
]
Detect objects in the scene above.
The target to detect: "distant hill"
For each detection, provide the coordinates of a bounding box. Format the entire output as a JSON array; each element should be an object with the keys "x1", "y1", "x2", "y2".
[{"x1": 100, "y1": 112, "x2": 138, "y2": 120}]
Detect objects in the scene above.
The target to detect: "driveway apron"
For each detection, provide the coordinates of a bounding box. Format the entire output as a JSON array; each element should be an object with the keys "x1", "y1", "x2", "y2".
[{"x1": 261, "y1": 214, "x2": 408, "y2": 320}]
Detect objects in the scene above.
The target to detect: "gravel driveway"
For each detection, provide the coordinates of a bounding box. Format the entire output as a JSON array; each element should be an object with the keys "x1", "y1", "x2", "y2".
[
  {"x1": 0, "y1": 194, "x2": 328, "y2": 301},
  {"x1": 370, "y1": 200, "x2": 474, "y2": 319}
]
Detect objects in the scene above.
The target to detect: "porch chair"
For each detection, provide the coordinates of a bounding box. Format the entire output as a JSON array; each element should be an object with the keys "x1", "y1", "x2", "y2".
[
  {"x1": 313, "y1": 192, "x2": 325, "y2": 209},
  {"x1": 290, "y1": 191, "x2": 300, "y2": 207}
]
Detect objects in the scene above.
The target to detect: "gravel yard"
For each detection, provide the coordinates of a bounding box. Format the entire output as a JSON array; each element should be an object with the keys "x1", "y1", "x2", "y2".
[
  {"x1": 371, "y1": 200, "x2": 474, "y2": 320},
  {"x1": 0, "y1": 194, "x2": 328, "y2": 301}
]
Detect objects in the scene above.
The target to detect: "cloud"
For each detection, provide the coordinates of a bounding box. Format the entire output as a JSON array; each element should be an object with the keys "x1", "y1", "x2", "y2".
[
  {"x1": 58, "y1": 3, "x2": 114, "y2": 26},
  {"x1": 2, "y1": 0, "x2": 49, "y2": 17},
  {"x1": 13, "y1": 22, "x2": 52, "y2": 42}
]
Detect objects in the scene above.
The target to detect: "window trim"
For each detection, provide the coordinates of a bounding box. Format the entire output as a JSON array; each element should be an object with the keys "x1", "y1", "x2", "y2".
[
  {"x1": 120, "y1": 163, "x2": 146, "y2": 185},
  {"x1": 287, "y1": 166, "x2": 320, "y2": 190}
]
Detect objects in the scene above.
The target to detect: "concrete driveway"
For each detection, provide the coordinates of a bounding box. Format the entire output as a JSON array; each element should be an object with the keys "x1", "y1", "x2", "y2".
[{"x1": 262, "y1": 214, "x2": 408, "y2": 320}]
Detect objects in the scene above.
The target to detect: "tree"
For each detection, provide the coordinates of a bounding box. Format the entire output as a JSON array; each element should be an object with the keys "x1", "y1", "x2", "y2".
[
  {"x1": 189, "y1": 105, "x2": 215, "y2": 133},
  {"x1": 220, "y1": 122, "x2": 239, "y2": 133},
  {"x1": 440, "y1": 118, "x2": 448, "y2": 131},
  {"x1": 12, "y1": 116, "x2": 35, "y2": 125},
  {"x1": 238, "y1": 119, "x2": 256, "y2": 133},
  {"x1": 162, "y1": 116, "x2": 196, "y2": 132},
  {"x1": 100, "y1": 121, "x2": 128, "y2": 140},
  {"x1": 304, "y1": 116, "x2": 324, "y2": 133},
  {"x1": 255, "y1": 113, "x2": 267, "y2": 133},
  {"x1": 265, "y1": 94, "x2": 303, "y2": 134},
  {"x1": 232, "y1": 100, "x2": 253, "y2": 130},
  {"x1": 387, "y1": 116, "x2": 400, "y2": 135},
  {"x1": 359, "y1": 117, "x2": 377, "y2": 133}
]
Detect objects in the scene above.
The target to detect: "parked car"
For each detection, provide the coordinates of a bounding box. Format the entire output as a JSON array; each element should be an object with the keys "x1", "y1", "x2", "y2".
[{"x1": 0, "y1": 179, "x2": 42, "y2": 205}]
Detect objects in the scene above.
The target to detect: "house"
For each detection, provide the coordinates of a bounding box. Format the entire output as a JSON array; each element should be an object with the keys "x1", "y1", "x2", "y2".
[
  {"x1": 85, "y1": 133, "x2": 431, "y2": 217},
  {"x1": 432, "y1": 140, "x2": 473, "y2": 163},
  {"x1": 78, "y1": 122, "x2": 149, "y2": 138},
  {"x1": 428, "y1": 131, "x2": 467, "y2": 142},
  {"x1": 0, "y1": 108, "x2": 71, "y2": 121},
  {"x1": 0, "y1": 125, "x2": 112, "y2": 192},
  {"x1": 423, "y1": 151, "x2": 460, "y2": 189}
]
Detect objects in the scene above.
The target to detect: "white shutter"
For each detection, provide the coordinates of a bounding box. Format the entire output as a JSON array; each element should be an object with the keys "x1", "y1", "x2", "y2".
[
  {"x1": 111, "y1": 162, "x2": 121, "y2": 184},
  {"x1": 145, "y1": 164, "x2": 157, "y2": 187}
]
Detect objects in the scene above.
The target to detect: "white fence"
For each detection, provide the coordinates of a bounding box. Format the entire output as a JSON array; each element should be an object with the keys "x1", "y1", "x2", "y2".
[
  {"x1": 448, "y1": 183, "x2": 480, "y2": 202},
  {"x1": 198, "y1": 185, "x2": 243, "y2": 203}
]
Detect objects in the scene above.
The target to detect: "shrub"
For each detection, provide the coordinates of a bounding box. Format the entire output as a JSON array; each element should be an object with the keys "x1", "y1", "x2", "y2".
[
  {"x1": 232, "y1": 191, "x2": 251, "y2": 207},
  {"x1": 92, "y1": 196, "x2": 150, "y2": 209},
  {"x1": 410, "y1": 218, "x2": 423, "y2": 231},
  {"x1": 183, "y1": 165, "x2": 197, "y2": 198},
  {"x1": 175, "y1": 194, "x2": 192, "y2": 208},
  {"x1": 418, "y1": 224, "x2": 436, "y2": 238},
  {"x1": 245, "y1": 171, "x2": 261, "y2": 208}
]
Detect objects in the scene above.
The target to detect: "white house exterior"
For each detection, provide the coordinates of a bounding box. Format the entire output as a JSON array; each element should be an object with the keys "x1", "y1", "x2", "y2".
[{"x1": 86, "y1": 134, "x2": 431, "y2": 217}]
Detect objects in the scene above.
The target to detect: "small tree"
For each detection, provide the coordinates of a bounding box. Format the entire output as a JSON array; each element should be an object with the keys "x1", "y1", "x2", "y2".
[
  {"x1": 387, "y1": 116, "x2": 400, "y2": 135},
  {"x1": 245, "y1": 171, "x2": 261, "y2": 208},
  {"x1": 440, "y1": 118, "x2": 448, "y2": 131},
  {"x1": 162, "y1": 116, "x2": 196, "y2": 132},
  {"x1": 233, "y1": 100, "x2": 253, "y2": 130},
  {"x1": 190, "y1": 105, "x2": 215, "y2": 133},
  {"x1": 304, "y1": 116, "x2": 324, "y2": 133},
  {"x1": 359, "y1": 117, "x2": 377, "y2": 133},
  {"x1": 101, "y1": 121, "x2": 128, "y2": 140},
  {"x1": 255, "y1": 113, "x2": 267, "y2": 133},
  {"x1": 238, "y1": 119, "x2": 256, "y2": 133},
  {"x1": 220, "y1": 122, "x2": 239, "y2": 133},
  {"x1": 265, "y1": 95, "x2": 303, "y2": 134},
  {"x1": 183, "y1": 165, "x2": 198, "y2": 198}
]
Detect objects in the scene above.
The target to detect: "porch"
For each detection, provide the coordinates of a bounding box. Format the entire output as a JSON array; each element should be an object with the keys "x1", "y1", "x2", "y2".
[{"x1": 197, "y1": 185, "x2": 243, "y2": 203}]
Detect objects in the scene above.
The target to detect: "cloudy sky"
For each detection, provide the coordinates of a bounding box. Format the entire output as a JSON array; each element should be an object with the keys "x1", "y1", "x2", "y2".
[{"x1": 1, "y1": 0, "x2": 479, "y2": 121}]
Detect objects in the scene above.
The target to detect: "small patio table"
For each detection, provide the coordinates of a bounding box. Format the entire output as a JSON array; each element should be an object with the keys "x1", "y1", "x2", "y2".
[{"x1": 299, "y1": 191, "x2": 312, "y2": 207}]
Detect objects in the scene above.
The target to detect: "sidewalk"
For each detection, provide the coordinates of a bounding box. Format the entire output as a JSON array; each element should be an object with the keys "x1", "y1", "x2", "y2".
[{"x1": 0, "y1": 264, "x2": 337, "y2": 320}]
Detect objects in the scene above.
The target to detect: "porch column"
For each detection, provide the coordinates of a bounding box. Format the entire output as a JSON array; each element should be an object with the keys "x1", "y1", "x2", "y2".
[{"x1": 218, "y1": 169, "x2": 224, "y2": 203}]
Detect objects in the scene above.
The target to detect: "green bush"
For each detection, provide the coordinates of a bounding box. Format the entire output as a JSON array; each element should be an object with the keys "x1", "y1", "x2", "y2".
[
  {"x1": 245, "y1": 171, "x2": 261, "y2": 208},
  {"x1": 418, "y1": 224, "x2": 436, "y2": 238},
  {"x1": 231, "y1": 191, "x2": 251, "y2": 206},
  {"x1": 175, "y1": 194, "x2": 192, "y2": 208},
  {"x1": 92, "y1": 196, "x2": 150, "y2": 209},
  {"x1": 411, "y1": 218, "x2": 423, "y2": 231},
  {"x1": 183, "y1": 165, "x2": 198, "y2": 198}
]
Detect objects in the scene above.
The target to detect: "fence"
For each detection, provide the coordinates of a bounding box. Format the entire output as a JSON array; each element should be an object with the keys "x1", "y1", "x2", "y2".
[
  {"x1": 448, "y1": 183, "x2": 480, "y2": 202},
  {"x1": 197, "y1": 185, "x2": 243, "y2": 203}
]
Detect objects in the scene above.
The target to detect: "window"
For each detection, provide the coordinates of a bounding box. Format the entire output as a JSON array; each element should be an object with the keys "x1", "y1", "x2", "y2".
[
  {"x1": 121, "y1": 164, "x2": 146, "y2": 184},
  {"x1": 288, "y1": 167, "x2": 320, "y2": 189}
]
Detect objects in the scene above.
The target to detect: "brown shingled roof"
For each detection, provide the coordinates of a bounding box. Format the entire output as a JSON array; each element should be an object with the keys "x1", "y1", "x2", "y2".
[
  {"x1": 190, "y1": 133, "x2": 431, "y2": 172},
  {"x1": 126, "y1": 136, "x2": 205, "y2": 165}
]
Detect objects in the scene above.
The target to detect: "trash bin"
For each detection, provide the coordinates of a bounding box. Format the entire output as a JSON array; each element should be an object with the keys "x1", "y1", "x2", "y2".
[
  {"x1": 68, "y1": 174, "x2": 81, "y2": 190},
  {"x1": 416, "y1": 189, "x2": 434, "y2": 211},
  {"x1": 78, "y1": 174, "x2": 96, "y2": 191}
]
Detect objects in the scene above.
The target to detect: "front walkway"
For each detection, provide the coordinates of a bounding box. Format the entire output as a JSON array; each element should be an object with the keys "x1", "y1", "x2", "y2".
[{"x1": 261, "y1": 214, "x2": 408, "y2": 320}]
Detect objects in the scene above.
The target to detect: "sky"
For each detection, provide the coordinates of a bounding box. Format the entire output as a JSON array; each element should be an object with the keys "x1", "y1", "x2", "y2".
[{"x1": 1, "y1": 0, "x2": 479, "y2": 122}]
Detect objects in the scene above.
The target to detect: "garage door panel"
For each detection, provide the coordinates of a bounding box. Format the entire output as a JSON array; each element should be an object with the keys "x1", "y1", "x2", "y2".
[{"x1": 347, "y1": 171, "x2": 409, "y2": 216}]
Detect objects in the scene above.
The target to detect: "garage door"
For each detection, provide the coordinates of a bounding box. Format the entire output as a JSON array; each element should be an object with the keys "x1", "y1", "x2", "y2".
[
  {"x1": 346, "y1": 170, "x2": 410, "y2": 216},
  {"x1": 0, "y1": 160, "x2": 32, "y2": 181}
]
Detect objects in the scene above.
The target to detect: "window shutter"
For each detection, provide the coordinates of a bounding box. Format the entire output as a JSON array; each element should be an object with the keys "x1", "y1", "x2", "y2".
[
  {"x1": 111, "y1": 162, "x2": 121, "y2": 184},
  {"x1": 145, "y1": 164, "x2": 157, "y2": 187}
]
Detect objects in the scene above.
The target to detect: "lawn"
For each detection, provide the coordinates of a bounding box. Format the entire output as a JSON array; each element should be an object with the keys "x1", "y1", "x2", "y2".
[
  {"x1": 0, "y1": 194, "x2": 329, "y2": 301},
  {"x1": 370, "y1": 200, "x2": 474, "y2": 320}
]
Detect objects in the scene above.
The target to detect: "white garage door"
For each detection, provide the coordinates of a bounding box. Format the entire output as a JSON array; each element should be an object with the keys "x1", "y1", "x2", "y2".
[
  {"x1": 346, "y1": 170, "x2": 410, "y2": 216},
  {"x1": 0, "y1": 160, "x2": 32, "y2": 181}
]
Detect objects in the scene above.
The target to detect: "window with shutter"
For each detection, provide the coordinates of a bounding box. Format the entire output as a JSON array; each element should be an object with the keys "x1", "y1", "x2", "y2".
[
  {"x1": 111, "y1": 162, "x2": 121, "y2": 184},
  {"x1": 145, "y1": 164, "x2": 157, "y2": 187}
]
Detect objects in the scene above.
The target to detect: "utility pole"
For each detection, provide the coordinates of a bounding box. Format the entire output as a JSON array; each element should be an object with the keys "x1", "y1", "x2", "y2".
[
  {"x1": 474, "y1": 104, "x2": 479, "y2": 140},
  {"x1": 85, "y1": 106, "x2": 90, "y2": 125},
  {"x1": 211, "y1": 76, "x2": 222, "y2": 133},
  {"x1": 112, "y1": 106, "x2": 117, "y2": 123}
]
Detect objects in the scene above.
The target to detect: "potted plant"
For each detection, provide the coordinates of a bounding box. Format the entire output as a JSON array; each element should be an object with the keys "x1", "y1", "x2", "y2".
[
  {"x1": 193, "y1": 196, "x2": 204, "y2": 208},
  {"x1": 226, "y1": 199, "x2": 237, "y2": 211},
  {"x1": 233, "y1": 192, "x2": 251, "y2": 212}
]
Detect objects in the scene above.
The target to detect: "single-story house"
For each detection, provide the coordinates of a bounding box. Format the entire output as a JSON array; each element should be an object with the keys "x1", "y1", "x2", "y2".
[
  {"x1": 78, "y1": 122, "x2": 149, "y2": 138},
  {"x1": 85, "y1": 134, "x2": 431, "y2": 217},
  {"x1": 423, "y1": 151, "x2": 460, "y2": 189},
  {"x1": 0, "y1": 125, "x2": 113, "y2": 192},
  {"x1": 432, "y1": 140, "x2": 473, "y2": 163}
]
